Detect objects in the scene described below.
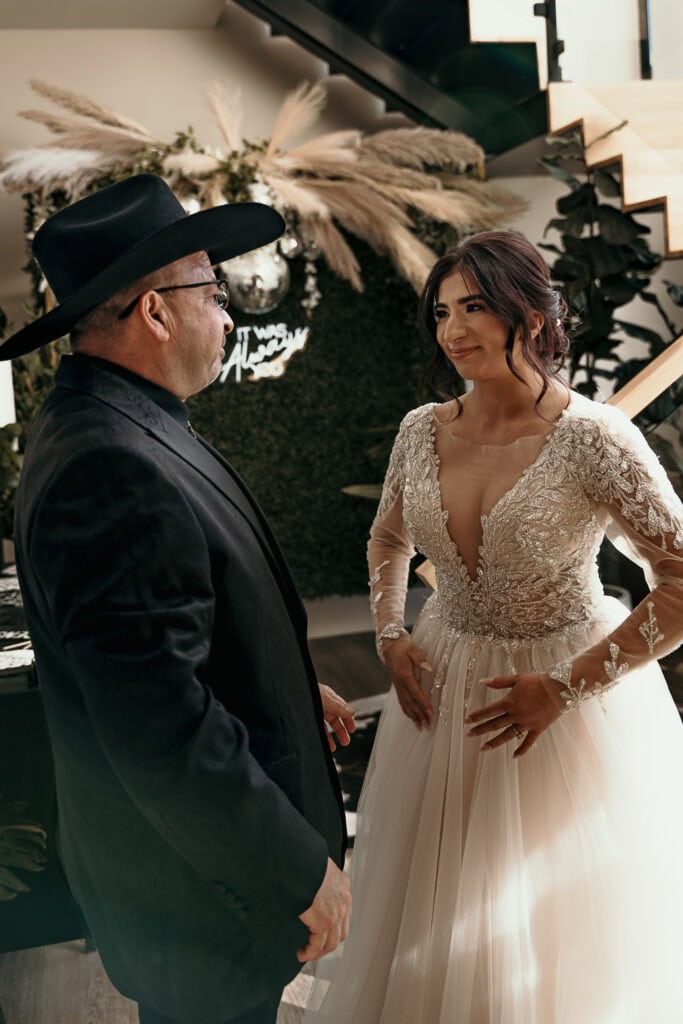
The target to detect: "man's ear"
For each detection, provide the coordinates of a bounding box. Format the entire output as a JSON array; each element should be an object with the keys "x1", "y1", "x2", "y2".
[{"x1": 139, "y1": 290, "x2": 172, "y2": 342}]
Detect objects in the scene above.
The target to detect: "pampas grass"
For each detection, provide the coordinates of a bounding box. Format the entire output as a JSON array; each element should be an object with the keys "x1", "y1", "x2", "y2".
[
  {"x1": 360, "y1": 126, "x2": 484, "y2": 173},
  {"x1": 0, "y1": 147, "x2": 115, "y2": 195},
  {"x1": 303, "y1": 216, "x2": 363, "y2": 292},
  {"x1": 162, "y1": 151, "x2": 222, "y2": 178},
  {"x1": 260, "y1": 173, "x2": 329, "y2": 219},
  {"x1": 263, "y1": 81, "x2": 327, "y2": 162},
  {"x1": 1, "y1": 78, "x2": 526, "y2": 293},
  {"x1": 28, "y1": 79, "x2": 151, "y2": 136},
  {"x1": 205, "y1": 80, "x2": 243, "y2": 153}
]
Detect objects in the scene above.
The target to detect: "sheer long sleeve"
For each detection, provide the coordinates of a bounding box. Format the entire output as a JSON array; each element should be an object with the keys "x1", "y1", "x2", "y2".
[
  {"x1": 543, "y1": 407, "x2": 683, "y2": 711},
  {"x1": 368, "y1": 416, "x2": 416, "y2": 658}
]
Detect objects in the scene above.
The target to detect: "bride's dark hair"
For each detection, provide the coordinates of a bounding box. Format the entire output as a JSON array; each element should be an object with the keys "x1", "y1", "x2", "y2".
[{"x1": 418, "y1": 230, "x2": 570, "y2": 414}]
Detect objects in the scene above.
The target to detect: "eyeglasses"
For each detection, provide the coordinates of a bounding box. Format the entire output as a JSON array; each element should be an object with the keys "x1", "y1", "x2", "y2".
[{"x1": 117, "y1": 279, "x2": 230, "y2": 319}]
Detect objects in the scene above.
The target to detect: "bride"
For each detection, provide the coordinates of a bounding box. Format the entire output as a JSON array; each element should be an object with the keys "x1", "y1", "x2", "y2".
[{"x1": 306, "y1": 230, "x2": 683, "y2": 1023}]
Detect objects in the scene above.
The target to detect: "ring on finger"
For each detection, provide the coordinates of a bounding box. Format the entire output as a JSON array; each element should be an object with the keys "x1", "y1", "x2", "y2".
[{"x1": 511, "y1": 724, "x2": 524, "y2": 738}]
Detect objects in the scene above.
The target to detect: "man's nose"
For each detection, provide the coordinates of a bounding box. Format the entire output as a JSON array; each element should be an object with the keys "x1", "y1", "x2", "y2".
[{"x1": 223, "y1": 312, "x2": 234, "y2": 335}]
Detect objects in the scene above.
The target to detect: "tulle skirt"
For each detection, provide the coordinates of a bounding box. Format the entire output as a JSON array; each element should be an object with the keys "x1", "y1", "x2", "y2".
[{"x1": 305, "y1": 596, "x2": 683, "y2": 1024}]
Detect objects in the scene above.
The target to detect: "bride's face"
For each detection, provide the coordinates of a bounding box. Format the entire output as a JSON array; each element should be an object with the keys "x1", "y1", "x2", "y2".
[{"x1": 434, "y1": 271, "x2": 514, "y2": 382}]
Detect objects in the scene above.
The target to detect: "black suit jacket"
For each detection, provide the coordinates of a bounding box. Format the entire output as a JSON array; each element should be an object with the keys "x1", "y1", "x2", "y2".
[{"x1": 13, "y1": 355, "x2": 346, "y2": 1024}]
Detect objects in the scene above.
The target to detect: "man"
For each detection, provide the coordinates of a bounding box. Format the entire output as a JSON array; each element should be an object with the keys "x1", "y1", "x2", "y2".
[{"x1": 0, "y1": 174, "x2": 352, "y2": 1024}]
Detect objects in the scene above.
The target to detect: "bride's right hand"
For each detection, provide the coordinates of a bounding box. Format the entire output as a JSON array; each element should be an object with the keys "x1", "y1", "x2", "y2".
[{"x1": 382, "y1": 636, "x2": 434, "y2": 729}]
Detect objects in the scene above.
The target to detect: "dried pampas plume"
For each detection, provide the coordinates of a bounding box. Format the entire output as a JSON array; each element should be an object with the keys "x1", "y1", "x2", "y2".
[
  {"x1": 205, "y1": 80, "x2": 243, "y2": 153},
  {"x1": 28, "y1": 79, "x2": 151, "y2": 136},
  {"x1": 264, "y1": 81, "x2": 327, "y2": 162},
  {"x1": 1, "y1": 78, "x2": 526, "y2": 294}
]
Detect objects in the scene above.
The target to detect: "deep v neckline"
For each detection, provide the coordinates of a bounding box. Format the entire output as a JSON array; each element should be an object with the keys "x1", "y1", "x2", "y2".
[{"x1": 428, "y1": 404, "x2": 569, "y2": 584}]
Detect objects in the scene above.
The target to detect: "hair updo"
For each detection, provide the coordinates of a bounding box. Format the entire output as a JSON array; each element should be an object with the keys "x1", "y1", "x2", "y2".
[{"x1": 418, "y1": 229, "x2": 570, "y2": 412}]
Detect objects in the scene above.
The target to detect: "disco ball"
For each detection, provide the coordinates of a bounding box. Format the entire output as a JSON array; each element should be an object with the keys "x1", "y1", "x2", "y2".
[
  {"x1": 278, "y1": 230, "x2": 304, "y2": 258},
  {"x1": 222, "y1": 242, "x2": 291, "y2": 315}
]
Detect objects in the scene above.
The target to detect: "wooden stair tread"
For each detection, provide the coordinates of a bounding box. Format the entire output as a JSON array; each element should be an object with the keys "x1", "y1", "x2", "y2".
[{"x1": 548, "y1": 81, "x2": 683, "y2": 258}]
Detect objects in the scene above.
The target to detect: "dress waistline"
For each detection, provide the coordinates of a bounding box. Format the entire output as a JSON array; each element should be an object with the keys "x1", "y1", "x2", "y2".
[{"x1": 422, "y1": 596, "x2": 613, "y2": 650}]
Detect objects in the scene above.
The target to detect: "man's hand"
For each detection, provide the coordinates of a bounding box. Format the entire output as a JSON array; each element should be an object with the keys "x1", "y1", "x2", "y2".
[
  {"x1": 318, "y1": 683, "x2": 356, "y2": 752},
  {"x1": 298, "y1": 857, "x2": 352, "y2": 962}
]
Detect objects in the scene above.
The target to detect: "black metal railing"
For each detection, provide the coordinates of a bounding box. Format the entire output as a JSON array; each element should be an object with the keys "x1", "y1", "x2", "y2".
[
  {"x1": 638, "y1": 0, "x2": 653, "y2": 79},
  {"x1": 233, "y1": 0, "x2": 548, "y2": 154},
  {"x1": 532, "y1": 0, "x2": 564, "y2": 82}
]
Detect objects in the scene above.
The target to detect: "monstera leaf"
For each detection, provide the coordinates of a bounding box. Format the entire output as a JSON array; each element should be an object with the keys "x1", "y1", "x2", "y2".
[{"x1": 0, "y1": 796, "x2": 47, "y2": 901}]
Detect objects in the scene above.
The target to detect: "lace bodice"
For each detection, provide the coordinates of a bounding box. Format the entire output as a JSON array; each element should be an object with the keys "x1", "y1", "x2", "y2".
[{"x1": 368, "y1": 393, "x2": 683, "y2": 704}]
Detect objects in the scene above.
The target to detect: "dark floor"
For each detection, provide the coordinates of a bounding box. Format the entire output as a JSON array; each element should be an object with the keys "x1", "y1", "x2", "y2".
[{"x1": 308, "y1": 630, "x2": 390, "y2": 703}]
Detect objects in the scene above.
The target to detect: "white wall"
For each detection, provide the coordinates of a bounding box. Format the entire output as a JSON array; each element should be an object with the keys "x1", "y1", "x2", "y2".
[
  {"x1": 556, "y1": 0, "x2": 641, "y2": 83},
  {"x1": 650, "y1": 0, "x2": 683, "y2": 79}
]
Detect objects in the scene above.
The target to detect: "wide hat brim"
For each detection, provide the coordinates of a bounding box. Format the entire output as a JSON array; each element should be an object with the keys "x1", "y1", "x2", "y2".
[{"x1": 0, "y1": 201, "x2": 285, "y2": 360}]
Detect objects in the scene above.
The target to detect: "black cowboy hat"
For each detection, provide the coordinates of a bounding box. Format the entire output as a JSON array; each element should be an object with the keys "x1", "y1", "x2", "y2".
[{"x1": 0, "y1": 173, "x2": 285, "y2": 360}]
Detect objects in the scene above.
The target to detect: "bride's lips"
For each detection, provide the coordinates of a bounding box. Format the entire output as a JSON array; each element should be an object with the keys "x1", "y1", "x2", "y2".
[{"x1": 448, "y1": 346, "x2": 479, "y2": 359}]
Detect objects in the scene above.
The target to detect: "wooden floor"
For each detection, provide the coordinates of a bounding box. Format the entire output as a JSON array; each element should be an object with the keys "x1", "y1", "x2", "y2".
[
  {"x1": 0, "y1": 940, "x2": 315, "y2": 1023},
  {"x1": 0, "y1": 632, "x2": 385, "y2": 1024},
  {"x1": 308, "y1": 630, "x2": 390, "y2": 703}
]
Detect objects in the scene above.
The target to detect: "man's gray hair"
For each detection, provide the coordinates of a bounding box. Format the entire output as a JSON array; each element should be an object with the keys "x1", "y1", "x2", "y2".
[{"x1": 69, "y1": 254, "x2": 205, "y2": 349}]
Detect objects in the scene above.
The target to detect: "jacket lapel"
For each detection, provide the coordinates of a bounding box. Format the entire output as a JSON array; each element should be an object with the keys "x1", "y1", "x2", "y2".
[{"x1": 55, "y1": 358, "x2": 307, "y2": 636}]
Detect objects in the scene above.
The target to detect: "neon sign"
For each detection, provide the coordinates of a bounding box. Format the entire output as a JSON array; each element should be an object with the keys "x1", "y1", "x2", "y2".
[{"x1": 218, "y1": 323, "x2": 311, "y2": 383}]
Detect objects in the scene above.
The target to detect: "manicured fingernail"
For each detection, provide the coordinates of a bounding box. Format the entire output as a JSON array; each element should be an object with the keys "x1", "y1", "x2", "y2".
[
  {"x1": 479, "y1": 677, "x2": 492, "y2": 685},
  {"x1": 481, "y1": 743, "x2": 491, "y2": 751},
  {"x1": 420, "y1": 661, "x2": 433, "y2": 671}
]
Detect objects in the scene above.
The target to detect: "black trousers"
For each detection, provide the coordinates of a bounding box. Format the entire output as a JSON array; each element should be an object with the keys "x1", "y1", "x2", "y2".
[{"x1": 137, "y1": 994, "x2": 281, "y2": 1024}]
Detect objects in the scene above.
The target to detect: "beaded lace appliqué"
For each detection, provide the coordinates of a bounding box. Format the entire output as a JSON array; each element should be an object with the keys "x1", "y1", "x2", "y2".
[
  {"x1": 639, "y1": 600, "x2": 664, "y2": 655},
  {"x1": 547, "y1": 661, "x2": 594, "y2": 711},
  {"x1": 393, "y1": 403, "x2": 607, "y2": 640},
  {"x1": 369, "y1": 396, "x2": 683, "y2": 717}
]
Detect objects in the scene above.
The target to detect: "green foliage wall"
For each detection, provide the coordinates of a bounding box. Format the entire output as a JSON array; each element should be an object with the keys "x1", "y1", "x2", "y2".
[{"x1": 188, "y1": 240, "x2": 427, "y2": 599}]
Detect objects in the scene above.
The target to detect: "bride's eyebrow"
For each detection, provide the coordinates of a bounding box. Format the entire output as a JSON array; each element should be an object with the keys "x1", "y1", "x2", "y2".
[{"x1": 434, "y1": 293, "x2": 486, "y2": 308}]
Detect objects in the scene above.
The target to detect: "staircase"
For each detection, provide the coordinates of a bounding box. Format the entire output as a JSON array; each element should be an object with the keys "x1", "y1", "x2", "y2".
[
  {"x1": 231, "y1": 0, "x2": 548, "y2": 155},
  {"x1": 548, "y1": 80, "x2": 683, "y2": 258}
]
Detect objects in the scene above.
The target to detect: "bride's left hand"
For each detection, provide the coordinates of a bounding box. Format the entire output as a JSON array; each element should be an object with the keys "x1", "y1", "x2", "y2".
[{"x1": 464, "y1": 673, "x2": 561, "y2": 757}]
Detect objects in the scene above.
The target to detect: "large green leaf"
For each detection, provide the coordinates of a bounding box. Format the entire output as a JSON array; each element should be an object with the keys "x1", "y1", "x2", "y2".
[
  {"x1": 550, "y1": 253, "x2": 588, "y2": 284},
  {"x1": 0, "y1": 830, "x2": 48, "y2": 871},
  {"x1": 612, "y1": 357, "x2": 650, "y2": 389},
  {"x1": 556, "y1": 182, "x2": 596, "y2": 215},
  {"x1": 0, "y1": 795, "x2": 47, "y2": 901},
  {"x1": 587, "y1": 292, "x2": 616, "y2": 334},
  {"x1": 545, "y1": 214, "x2": 587, "y2": 238},
  {"x1": 0, "y1": 864, "x2": 31, "y2": 901},
  {"x1": 599, "y1": 275, "x2": 641, "y2": 305},
  {"x1": 597, "y1": 205, "x2": 641, "y2": 244},
  {"x1": 614, "y1": 319, "x2": 667, "y2": 345},
  {"x1": 664, "y1": 279, "x2": 683, "y2": 306},
  {"x1": 593, "y1": 170, "x2": 621, "y2": 197},
  {"x1": 583, "y1": 237, "x2": 632, "y2": 276},
  {"x1": 538, "y1": 158, "x2": 582, "y2": 190},
  {"x1": 537, "y1": 242, "x2": 563, "y2": 255},
  {"x1": 575, "y1": 379, "x2": 600, "y2": 398},
  {"x1": 628, "y1": 237, "x2": 660, "y2": 269}
]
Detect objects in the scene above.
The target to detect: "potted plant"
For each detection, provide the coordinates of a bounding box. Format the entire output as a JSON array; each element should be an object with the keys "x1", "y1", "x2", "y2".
[
  {"x1": 539, "y1": 128, "x2": 681, "y2": 425},
  {"x1": 0, "y1": 794, "x2": 47, "y2": 1023}
]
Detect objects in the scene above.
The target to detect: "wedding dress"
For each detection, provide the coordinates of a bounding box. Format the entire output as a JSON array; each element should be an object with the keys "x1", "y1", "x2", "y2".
[{"x1": 306, "y1": 391, "x2": 683, "y2": 1024}]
